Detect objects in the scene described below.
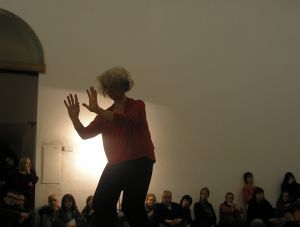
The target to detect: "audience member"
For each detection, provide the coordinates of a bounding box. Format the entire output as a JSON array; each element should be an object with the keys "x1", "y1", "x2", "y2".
[
  {"x1": 194, "y1": 187, "x2": 217, "y2": 227},
  {"x1": 9, "y1": 157, "x2": 39, "y2": 210},
  {"x1": 277, "y1": 191, "x2": 292, "y2": 218},
  {"x1": 247, "y1": 187, "x2": 277, "y2": 227},
  {"x1": 145, "y1": 193, "x2": 157, "y2": 227},
  {"x1": 219, "y1": 192, "x2": 245, "y2": 227},
  {"x1": 16, "y1": 193, "x2": 26, "y2": 210},
  {"x1": 15, "y1": 192, "x2": 34, "y2": 227},
  {"x1": 281, "y1": 172, "x2": 300, "y2": 202},
  {"x1": 242, "y1": 172, "x2": 257, "y2": 205},
  {"x1": 179, "y1": 194, "x2": 193, "y2": 227},
  {"x1": 54, "y1": 194, "x2": 86, "y2": 227},
  {"x1": 154, "y1": 190, "x2": 185, "y2": 227},
  {"x1": 39, "y1": 194, "x2": 61, "y2": 227},
  {"x1": 0, "y1": 188, "x2": 30, "y2": 227},
  {"x1": 0, "y1": 145, "x2": 18, "y2": 197},
  {"x1": 81, "y1": 195, "x2": 94, "y2": 226}
]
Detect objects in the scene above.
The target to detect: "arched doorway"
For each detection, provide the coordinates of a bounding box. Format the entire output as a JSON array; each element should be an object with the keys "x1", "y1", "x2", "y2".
[{"x1": 0, "y1": 8, "x2": 46, "y2": 207}]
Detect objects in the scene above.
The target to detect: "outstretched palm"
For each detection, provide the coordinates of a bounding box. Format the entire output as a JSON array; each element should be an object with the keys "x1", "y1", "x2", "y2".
[
  {"x1": 64, "y1": 94, "x2": 80, "y2": 120},
  {"x1": 82, "y1": 86, "x2": 101, "y2": 113}
]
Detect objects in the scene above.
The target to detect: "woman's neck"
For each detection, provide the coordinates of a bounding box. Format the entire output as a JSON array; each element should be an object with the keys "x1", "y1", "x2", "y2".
[
  {"x1": 113, "y1": 96, "x2": 127, "y2": 113},
  {"x1": 114, "y1": 95, "x2": 127, "y2": 105}
]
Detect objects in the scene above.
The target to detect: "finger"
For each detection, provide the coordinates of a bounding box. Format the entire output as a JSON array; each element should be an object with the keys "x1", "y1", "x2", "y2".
[
  {"x1": 64, "y1": 100, "x2": 69, "y2": 108},
  {"x1": 67, "y1": 95, "x2": 72, "y2": 105},
  {"x1": 91, "y1": 86, "x2": 97, "y2": 96},
  {"x1": 70, "y1": 94, "x2": 74, "y2": 104},
  {"x1": 74, "y1": 94, "x2": 79, "y2": 104},
  {"x1": 86, "y1": 89, "x2": 91, "y2": 99},
  {"x1": 82, "y1": 103, "x2": 93, "y2": 112}
]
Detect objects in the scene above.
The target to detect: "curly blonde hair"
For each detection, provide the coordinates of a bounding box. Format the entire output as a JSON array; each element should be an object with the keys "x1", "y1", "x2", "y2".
[{"x1": 97, "y1": 66, "x2": 134, "y2": 96}]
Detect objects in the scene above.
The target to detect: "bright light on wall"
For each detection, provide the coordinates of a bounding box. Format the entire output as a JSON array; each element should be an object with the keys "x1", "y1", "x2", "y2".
[{"x1": 74, "y1": 136, "x2": 107, "y2": 179}]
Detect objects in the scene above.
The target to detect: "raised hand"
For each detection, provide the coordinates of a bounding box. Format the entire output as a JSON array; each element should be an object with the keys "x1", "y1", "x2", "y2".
[
  {"x1": 82, "y1": 87, "x2": 101, "y2": 114},
  {"x1": 64, "y1": 94, "x2": 80, "y2": 120}
]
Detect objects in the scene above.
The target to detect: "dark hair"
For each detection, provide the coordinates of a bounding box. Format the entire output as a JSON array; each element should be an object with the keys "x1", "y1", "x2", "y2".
[
  {"x1": 225, "y1": 192, "x2": 234, "y2": 199},
  {"x1": 282, "y1": 172, "x2": 296, "y2": 187},
  {"x1": 252, "y1": 187, "x2": 264, "y2": 201},
  {"x1": 3, "y1": 188, "x2": 17, "y2": 196},
  {"x1": 180, "y1": 194, "x2": 193, "y2": 207},
  {"x1": 61, "y1": 194, "x2": 77, "y2": 211},
  {"x1": 243, "y1": 172, "x2": 253, "y2": 184},
  {"x1": 85, "y1": 195, "x2": 93, "y2": 206}
]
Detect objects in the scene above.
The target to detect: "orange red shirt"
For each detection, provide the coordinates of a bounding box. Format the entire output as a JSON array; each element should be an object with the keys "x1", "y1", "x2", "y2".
[{"x1": 84, "y1": 98, "x2": 155, "y2": 164}]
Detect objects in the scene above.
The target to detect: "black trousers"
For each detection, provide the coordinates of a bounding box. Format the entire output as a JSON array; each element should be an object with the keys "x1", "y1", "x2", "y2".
[{"x1": 91, "y1": 157, "x2": 154, "y2": 227}]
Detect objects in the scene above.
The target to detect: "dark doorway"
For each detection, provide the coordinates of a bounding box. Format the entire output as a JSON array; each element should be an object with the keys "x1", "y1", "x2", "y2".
[
  {"x1": 0, "y1": 70, "x2": 38, "y2": 163},
  {"x1": 0, "y1": 8, "x2": 45, "y2": 208}
]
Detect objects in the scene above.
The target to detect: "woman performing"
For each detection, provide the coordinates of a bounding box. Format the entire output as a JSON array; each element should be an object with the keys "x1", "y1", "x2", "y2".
[{"x1": 64, "y1": 67, "x2": 155, "y2": 227}]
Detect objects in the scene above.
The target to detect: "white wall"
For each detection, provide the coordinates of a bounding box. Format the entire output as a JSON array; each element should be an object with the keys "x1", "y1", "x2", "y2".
[{"x1": 1, "y1": 0, "x2": 300, "y2": 218}]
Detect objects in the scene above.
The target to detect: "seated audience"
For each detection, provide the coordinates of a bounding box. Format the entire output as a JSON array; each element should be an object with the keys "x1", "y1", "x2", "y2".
[
  {"x1": 81, "y1": 195, "x2": 94, "y2": 226},
  {"x1": 39, "y1": 194, "x2": 61, "y2": 227},
  {"x1": 145, "y1": 193, "x2": 158, "y2": 227},
  {"x1": 154, "y1": 190, "x2": 185, "y2": 227},
  {"x1": 247, "y1": 187, "x2": 277, "y2": 227},
  {"x1": 281, "y1": 172, "x2": 300, "y2": 202},
  {"x1": 9, "y1": 157, "x2": 39, "y2": 210},
  {"x1": 277, "y1": 191, "x2": 292, "y2": 218},
  {"x1": 219, "y1": 192, "x2": 245, "y2": 227},
  {"x1": 194, "y1": 187, "x2": 217, "y2": 227},
  {"x1": 179, "y1": 194, "x2": 193, "y2": 227},
  {"x1": 15, "y1": 192, "x2": 34, "y2": 227},
  {"x1": 54, "y1": 194, "x2": 86, "y2": 227},
  {"x1": 0, "y1": 189, "x2": 30, "y2": 227}
]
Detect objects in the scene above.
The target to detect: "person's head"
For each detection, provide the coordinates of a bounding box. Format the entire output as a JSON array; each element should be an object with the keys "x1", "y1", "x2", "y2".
[
  {"x1": 16, "y1": 193, "x2": 25, "y2": 209},
  {"x1": 4, "y1": 156, "x2": 15, "y2": 168},
  {"x1": 0, "y1": 144, "x2": 19, "y2": 167},
  {"x1": 61, "y1": 194, "x2": 77, "y2": 211},
  {"x1": 19, "y1": 157, "x2": 31, "y2": 171},
  {"x1": 97, "y1": 67, "x2": 134, "y2": 100},
  {"x1": 162, "y1": 190, "x2": 172, "y2": 206},
  {"x1": 180, "y1": 195, "x2": 193, "y2": 208},
  {"x1": 225, "y1": 192, "x2": 235, "y2": 204},
  {"x1": 253, "y1": 187, "x2": 264, "y2": 202},
  {"x1": 3, "y1": 189, "x2": 17, "y2": 206},
  {"x1": 283, "y1": 172, "x2": 296, "y2": 185},
  {"x1": 145, "y1": 193, "x2": 156, "y2": 208},
  {"x1": 200, "y1": 187, "x2": 210, "y2": 201},
  {"x1": 48, "y1": 194, "x2": 60, "y2": 210},
  {"x1": 243, "y1": 172, "x2": 254, "y2": 184},
  {"x1": 280, "y1": 191, "x2": 290, "y2": 203},
  {"x1": 86, "y1": 195, "x2": 93, "y2": 209}
]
